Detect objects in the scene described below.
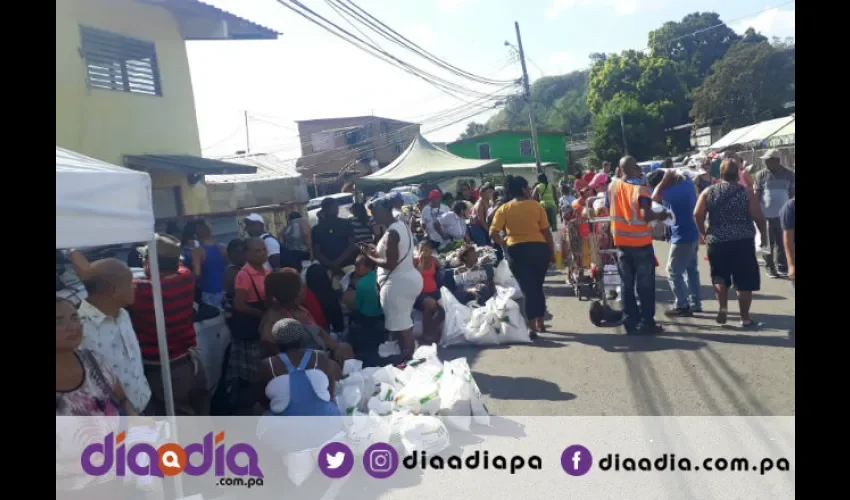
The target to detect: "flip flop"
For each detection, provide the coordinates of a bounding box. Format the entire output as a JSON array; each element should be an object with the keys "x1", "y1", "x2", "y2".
[
  {"x1": 716, "y1": 309, "x2": 728, "y2": 324},
  {"x1": 740, "y1": 320, "x2": 761, "y2": 330}
]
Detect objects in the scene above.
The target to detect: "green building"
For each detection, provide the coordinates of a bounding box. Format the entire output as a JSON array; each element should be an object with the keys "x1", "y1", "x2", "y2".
[{"x1": 447, "y1": 130, "x2": 568, "y2": 171}]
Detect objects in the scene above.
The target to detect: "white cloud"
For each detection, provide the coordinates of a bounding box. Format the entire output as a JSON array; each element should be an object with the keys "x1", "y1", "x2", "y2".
[
  {"x1": 406, "y1": 24, "x2": 434, "y2": 45},
  {"x1": 732, "y1": 7, "x2": 795, "y2": 40},
  {"x1": 545, "y1": 0, "x2": 666, "y2": 20}
]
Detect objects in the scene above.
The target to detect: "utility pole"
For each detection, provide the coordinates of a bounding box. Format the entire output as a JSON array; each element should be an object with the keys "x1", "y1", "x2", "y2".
[
  {"x1": 619, "y1": 114, "x2": 629, "y2": 156},
  {"x1": 514, "y1": 21, "x2": 542, "y2": 173},
  {"x1": 243, "y1": 110, "x2": 251, "y2": 157}
]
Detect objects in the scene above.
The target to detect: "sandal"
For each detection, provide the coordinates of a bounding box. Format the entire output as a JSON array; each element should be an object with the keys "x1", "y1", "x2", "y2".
[
  {"x1": 740, "y1": 320, "x2": 761, "y2": 330},
  {"x1": 537, "y1": 319, "x2": 547, "y2": 333},
  {"x1": 716, "y1": 309, "x2": 728, "y2": 325}
]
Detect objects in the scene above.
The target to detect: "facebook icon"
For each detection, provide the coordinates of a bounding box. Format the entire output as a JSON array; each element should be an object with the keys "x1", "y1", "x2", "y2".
[{"x1": 561, "y1": 445, "x2": 593, "y2": 476}]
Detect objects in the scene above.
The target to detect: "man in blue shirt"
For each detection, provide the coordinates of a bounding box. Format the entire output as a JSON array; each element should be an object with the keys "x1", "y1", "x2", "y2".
[{"x1": 648, "y1": 168, "x2": 702, "y2": 316}]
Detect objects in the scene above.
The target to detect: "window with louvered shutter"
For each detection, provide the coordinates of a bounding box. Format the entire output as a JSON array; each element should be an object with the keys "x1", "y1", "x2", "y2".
[{"x1": 79, "y1": 26, "x2": 162, "y2": 96}]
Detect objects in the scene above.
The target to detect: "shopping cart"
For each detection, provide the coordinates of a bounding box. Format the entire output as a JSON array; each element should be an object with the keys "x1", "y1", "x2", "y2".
[
  {"x1": 585, "y1": 213, "x2": 623, "y2": 326},
  {"x1": 562, "y1": 195, "x2": 613, "y2": 300}
]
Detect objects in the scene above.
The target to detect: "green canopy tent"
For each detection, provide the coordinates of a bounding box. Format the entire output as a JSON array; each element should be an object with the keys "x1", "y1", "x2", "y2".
[{"x1": 357, "y1": 134, "x2": 503, "y2": 194}]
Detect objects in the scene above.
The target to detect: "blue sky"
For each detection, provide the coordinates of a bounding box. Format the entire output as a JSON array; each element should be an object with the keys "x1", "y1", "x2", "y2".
[{"x1": 192, "y1": 0, "x2": 795, "y2": 158}]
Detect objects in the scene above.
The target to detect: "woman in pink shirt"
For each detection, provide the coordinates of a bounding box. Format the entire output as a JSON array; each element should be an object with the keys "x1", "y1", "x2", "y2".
[{"x1": 228, "y1": 237, "x2": 271, "y2": 413}]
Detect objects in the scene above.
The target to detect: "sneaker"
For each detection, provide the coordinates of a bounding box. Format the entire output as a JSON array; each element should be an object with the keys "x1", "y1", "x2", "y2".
[
  {"x1": 689, "y1": 304, "x2": 703, "y2": 313},
  {"x1": 664, "y1": 307, "x2": 693, "y2": 318},
  {"x1": 766, "y1": 268, "x2": 780, "y2": 279}
]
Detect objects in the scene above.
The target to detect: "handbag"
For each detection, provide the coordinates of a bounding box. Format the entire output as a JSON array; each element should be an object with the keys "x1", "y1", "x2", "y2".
[
  {"x1": 82, "y1": 349, "x2": 127, "y2": 417},
  {"x1": 228, "y1": 271, "x2": 267, "y2": 341}
]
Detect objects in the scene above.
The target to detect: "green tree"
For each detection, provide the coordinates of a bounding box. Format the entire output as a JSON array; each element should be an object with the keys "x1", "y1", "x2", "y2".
[
  {"x1": 487, "y1": 70, "x2": 591, "y2": 134},
  {"x1": 587, "y1": 50, "x2": 690, "y2": 156},
  {"x1": 690, "y1": 41, "x2": 795, "y2": 132},
  {"x1": 648, "y1": 12, "x2": 740, "y2": 83},
  {"x1": 740, "y1": 27, "x2": 768, "y2": 44},
  {"x1": 457, "y1": 121, "x2": 489, "y2": 140},
  {"x1": 591, "y1": 95, "x2": 671, "y2": 164}
]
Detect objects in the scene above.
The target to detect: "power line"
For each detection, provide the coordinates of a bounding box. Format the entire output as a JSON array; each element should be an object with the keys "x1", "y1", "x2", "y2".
[
  {"x1": 219, "y1": 82, "x2": 518, "y2": 158},
  {"x1": 329, "y1": 0, "x2": 517, "y2": 85},
  {"x1": 275, "y1": 0, "x2": 501, "y2": 101},
  {"x1": 251, "y1": 85, "x2": 517, "y2": 159}
]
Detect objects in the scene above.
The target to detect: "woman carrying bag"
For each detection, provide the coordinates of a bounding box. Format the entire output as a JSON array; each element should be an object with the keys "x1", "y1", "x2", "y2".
[{"x1": 226, "y1": 237, "x2": 271, "y2": 413}]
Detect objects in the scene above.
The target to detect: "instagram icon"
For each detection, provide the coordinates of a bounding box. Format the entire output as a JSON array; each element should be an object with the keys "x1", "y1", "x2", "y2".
[{"x1": 363, "y1": 443, "x2": 399, "y2": 479}]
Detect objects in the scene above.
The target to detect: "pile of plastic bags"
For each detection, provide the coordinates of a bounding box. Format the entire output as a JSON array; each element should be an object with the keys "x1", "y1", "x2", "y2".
[
  {"x1": 282, "y1": 345, "x2": 490, "y2": 485},
  {"x1": 440, "y1": 285, "x2": 530, "y2": 346}
]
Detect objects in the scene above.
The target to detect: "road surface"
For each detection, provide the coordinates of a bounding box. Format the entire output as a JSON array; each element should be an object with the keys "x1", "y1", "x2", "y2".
[{"x1": 441, "y1": 241, "x2": 795, "y2": 416}]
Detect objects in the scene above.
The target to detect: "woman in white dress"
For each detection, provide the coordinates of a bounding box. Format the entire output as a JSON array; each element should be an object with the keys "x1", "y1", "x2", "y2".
[{"x1": 362, "y1": 199, "x2": 422, "y2": 359}]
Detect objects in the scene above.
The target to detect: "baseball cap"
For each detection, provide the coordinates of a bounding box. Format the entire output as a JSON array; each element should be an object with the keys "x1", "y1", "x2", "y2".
[
  {"x1": 137, "y1": 233, "x2": 182, "y2": 259},
  {"x1": 243, "y1": 213, "x2": 264, "y2": 223},
  {"x1": 588, "y1": 172, "x2": 609, "y2": 189},
  {"x1": 428, "y1": 189, "x2": 442, "y2": 201},
  {"x1": 760, "y1": 149, "x2": 781, "y2": 160}
]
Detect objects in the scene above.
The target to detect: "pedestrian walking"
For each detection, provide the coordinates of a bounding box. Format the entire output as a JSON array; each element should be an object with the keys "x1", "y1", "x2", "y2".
[
  {"x1": 694, "y1": 159, "x2": 767, "y2": 329},
  {"x1": 648, "y1": 167, "x2": 702, "y2": 316},
  {"x1": 489, "y1": 175, "x2": 556, "y2": 338},
  {"x1": 753, "y1": 149, "x2": 795, "y2": 278},
  {"x1": 605, "y1": 156, "x2": 671, "y2": 334}
]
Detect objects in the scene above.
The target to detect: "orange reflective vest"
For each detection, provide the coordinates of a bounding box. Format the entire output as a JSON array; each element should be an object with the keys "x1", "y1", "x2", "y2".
[{"x1": 607, "y1": 179, "x2": 653, "y2": 247}]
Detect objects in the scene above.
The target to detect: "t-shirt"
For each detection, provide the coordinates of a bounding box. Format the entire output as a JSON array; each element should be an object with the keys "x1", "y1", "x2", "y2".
[
  {"x1": 129, "y1": 266, "x2": 196, "y2": 361},
  {"x1": 659, "y1": 176, "x2": 699, "y2": 244},
  {"x1": 260, "y1": 233, "x2": 281, "y2": 271},
  {"x1": 348, "y1": 217, "x2": 373, "y2": 245},
  {"x1": 438, "y1": 211, "x2": 468, "y2": 241},
  {"x1": 312, "y1": 218, "x2": 356, "y2": 266},
  {"x1": 754, "y1": 166, "x2": 795, "y2": 218},
  {"x1": 779, "y1": 198, "x2": 795, "y2": 238},
  {"x1": 234, "y1": 264, "x2": 270, "y2": 302},
  {"x1": 420, "y1": 204, "x2": 451, "y2": 245},
  {"x1": 354, "y1": 270, "x2": 383, "y2": 317},
  {"x1": 490, "y1": 199, "x2": 549, "y2": 246}
]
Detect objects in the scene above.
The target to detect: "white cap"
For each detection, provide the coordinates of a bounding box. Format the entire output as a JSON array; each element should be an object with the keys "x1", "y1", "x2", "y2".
[
  {"x1": 760, "y1": 148, "x2": 781, "y2": 160},
  {"x1": 243, "y1": 213, "x2": 264, "y2": 223}
]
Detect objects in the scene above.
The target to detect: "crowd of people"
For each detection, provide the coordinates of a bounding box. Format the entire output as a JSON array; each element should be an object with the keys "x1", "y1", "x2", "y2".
[{"x1": 56, "y1": 149, "x2": 794, "y2": 421}]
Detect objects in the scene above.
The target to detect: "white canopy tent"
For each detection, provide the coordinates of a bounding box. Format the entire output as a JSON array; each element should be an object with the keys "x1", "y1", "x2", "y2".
[{"x1": 56, "y1": 147, "x2": 183, "y2": 494}]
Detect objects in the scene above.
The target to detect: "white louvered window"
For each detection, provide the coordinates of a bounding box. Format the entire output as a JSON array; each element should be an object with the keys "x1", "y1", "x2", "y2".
[{"x1": 80, "y1": 26, "x2": 162, "y2": 96}]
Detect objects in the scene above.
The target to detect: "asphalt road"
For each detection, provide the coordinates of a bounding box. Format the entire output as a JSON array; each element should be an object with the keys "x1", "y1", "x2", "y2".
[{"x1": 440, "y1": 241, "x2": 795, "y2": 416}]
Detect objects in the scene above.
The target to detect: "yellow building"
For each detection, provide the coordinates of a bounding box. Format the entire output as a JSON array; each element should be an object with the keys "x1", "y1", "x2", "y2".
[{"x1": 56, "y1": 0, "x2": 278, "y2": 217}]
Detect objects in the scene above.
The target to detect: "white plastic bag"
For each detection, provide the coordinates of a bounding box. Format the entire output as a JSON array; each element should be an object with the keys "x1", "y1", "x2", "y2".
[
  {"x1": 438, "y1": 286, "x2": 473, "y2": 346},
  {"x1": 394, "y1": 380, "x2": 441, "y2": 415},
  {"x1": 493, "y1": 260, "x2": 523, "y2": 299},
  {"x1": 438, "y1": 370, "x2": 472, "y2": 431},
  {"x1": 400, "y1": 416, "x2": 451, "y2": 455},
  {"x1": 347, "y1": 413, "x2": 391, "y2": 454},
  {"x1": 283, "y1": 449, "x2": 316, "y2": 486},
  {"x1": 495, "y1": 290, "x2": 531, "y2": 344},
  {"x1": 445, "y1": 358, "x2": 490, "y2": 426},
  {"x1": 335, "y1": 384, "x2": 362, "y2": 416},
  {"x1": 378, "y1": 341, "x2": 401, "y2": 358},
  {"x1": 648, "y1": 201, "x2": 675, "y2": 227},
  {"x1": 372, "y1": 365, "x2": 404, "y2": 389},
  {"x1": 342, "y1": 359, "x2": 363, "y2": 377}
]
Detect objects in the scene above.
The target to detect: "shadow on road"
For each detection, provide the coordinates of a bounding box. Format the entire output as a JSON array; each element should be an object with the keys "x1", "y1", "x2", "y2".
[
  {"x1": 472, "y1": 371, "x2": 577, "y2": 402},
  {"x1": 545, "y1": 331, "x2": 706, "y2": 353}
]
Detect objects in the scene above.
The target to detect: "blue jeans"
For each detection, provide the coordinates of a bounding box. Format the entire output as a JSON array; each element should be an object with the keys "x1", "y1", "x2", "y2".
[
  {"x1": 666, "y1": 241, "x2": 701, "y2": 310},
  {"x1": 617, "y1": 245, "x2": 656, "y2": 330}
]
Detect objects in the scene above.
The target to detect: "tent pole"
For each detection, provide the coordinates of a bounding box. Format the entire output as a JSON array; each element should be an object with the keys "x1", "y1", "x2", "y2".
[{"x1": 147, "y1": 236, "x2": 184, "y2": 498}]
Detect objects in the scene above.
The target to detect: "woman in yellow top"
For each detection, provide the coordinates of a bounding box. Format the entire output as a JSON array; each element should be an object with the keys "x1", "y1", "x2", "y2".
[{"x1": 490, "y1": 175, "x2": 556, "y2": 338}]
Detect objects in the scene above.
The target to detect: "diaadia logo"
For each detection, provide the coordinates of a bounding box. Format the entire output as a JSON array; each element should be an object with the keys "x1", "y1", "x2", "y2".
[{"x1": 81, "y1": 431, "x2": 263, "y2": 479}]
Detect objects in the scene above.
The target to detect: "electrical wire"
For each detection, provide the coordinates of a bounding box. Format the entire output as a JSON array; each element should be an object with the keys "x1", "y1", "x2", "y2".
[
  {"x1": 330, "y1": 0, "x2": 517, "y2": 85},
  {"x1": 275, "y1": 0, "x2": 498, "y2": 101}
]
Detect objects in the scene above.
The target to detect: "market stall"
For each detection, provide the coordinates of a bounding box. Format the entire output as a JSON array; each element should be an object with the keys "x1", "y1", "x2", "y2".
[
  {"x1": 357, "y1": 134, "x2": 503, "y2": 194},
  {"x1": 56, "y1": 146, "x2": 180, "y2": 416}
]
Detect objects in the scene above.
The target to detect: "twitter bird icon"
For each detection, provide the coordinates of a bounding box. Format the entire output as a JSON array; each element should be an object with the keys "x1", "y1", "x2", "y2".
[
  {"x1": 326, "y1": 452, "x2": 345, "y2": 469},
  {"x1": 318, "y1": 442, "x2": 354, "y2": 478}
]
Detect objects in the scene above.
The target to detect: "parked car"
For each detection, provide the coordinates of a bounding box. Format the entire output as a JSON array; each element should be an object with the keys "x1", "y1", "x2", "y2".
[{"x1": 307, "y1": 192, "x2": 355, "y2": 227}]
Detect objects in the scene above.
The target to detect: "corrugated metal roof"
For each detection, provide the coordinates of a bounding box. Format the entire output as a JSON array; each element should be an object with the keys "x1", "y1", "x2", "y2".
[
  {"x1": 124, "y1": 154, "x2": 258, "y2": 175},
  {"x1": 731, "y1": 116, "x2": 795, "y2": 146},
  {"x1": 141, "y1": 0, "x2": 280, "y2": 39},
  {"x1": 205, "y1": 153, "x2": 301, "y2": 184}
]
